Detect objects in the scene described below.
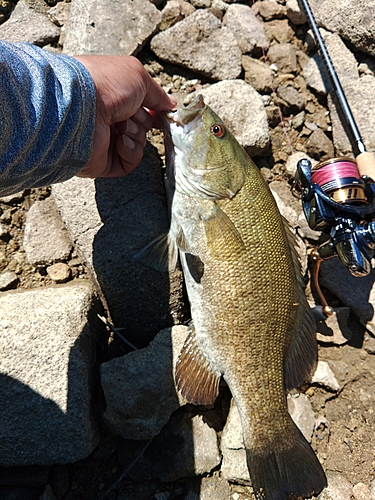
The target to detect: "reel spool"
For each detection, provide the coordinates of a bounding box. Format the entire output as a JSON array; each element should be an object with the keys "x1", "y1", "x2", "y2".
[{"x1": 311, "y1": 157, "x2": 368, "y2": 205}]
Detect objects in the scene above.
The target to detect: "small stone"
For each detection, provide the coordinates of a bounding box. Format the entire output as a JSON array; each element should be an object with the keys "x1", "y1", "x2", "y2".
[
  {"x1": 364, "y1": 337, "x2": 375, "y2": 354},
  {"x1": 353, "y1": 482, "x2": 372, "y2": 500},
  {"x1": 287, "y1": 393, "x2": 315, "y2": 443},
  {"x1": 0, "y1": 222, "x2": 9, "y2": 237},
  {"x1": 277, "y1": 85, "x2": 305, "y2": 111},
  {"x1": 319, "y1": 471, "x2": 353, "y2": 500},
  {"x1": 47, "y1": 263, "x2": 71, "y2": 283},
  {"x1": 223, "y1": 4, "x2": 268, "y2": 54},
  {"x1": 242, "y1": 56, "x2": 273, "y2": 94},
  {"x1": 305, "y1": 128, "x2": 334, "y2": 160},
  {"x1": 0, "y1": 270, "x2": 18, "y2": 290},
  {"x1": 0, "y1": 190, "x2": 24, "y2": 204},
  {"x1": 267, "y1": 43, "x2": 297, "y2": 73},
  {"x1": 258, "y1": 0, "x2": 286, "y2": 20},
  {"x1": 292, "y1": 111, "x2": 306, "y2": 129},
  {"x1": 311, "y1": 361, "x2": 340, "y2": 392}
]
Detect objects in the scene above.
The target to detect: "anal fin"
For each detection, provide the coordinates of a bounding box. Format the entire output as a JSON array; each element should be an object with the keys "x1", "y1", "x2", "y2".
[{"x1": 175, "y1": 326, "x2": 221, "y2": 405}]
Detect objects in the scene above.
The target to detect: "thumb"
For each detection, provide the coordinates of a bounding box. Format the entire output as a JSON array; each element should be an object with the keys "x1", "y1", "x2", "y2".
[{"x1": 142, "y1": 72, "x2": 177, "y2": 112}]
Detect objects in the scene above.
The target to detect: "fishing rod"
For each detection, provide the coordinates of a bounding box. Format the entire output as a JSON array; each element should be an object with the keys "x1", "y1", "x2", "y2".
[
  {"x1": 299, "y1": 0, "x2": 375, "y2": 178},
  {"x1": 292, "y1": 0, "x2": 375, "y2": 314}
]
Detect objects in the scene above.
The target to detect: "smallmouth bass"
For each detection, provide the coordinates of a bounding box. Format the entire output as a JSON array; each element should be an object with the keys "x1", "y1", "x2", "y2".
[{"x1": 136, "y1": 95, "x2": 327, "y2": 500}]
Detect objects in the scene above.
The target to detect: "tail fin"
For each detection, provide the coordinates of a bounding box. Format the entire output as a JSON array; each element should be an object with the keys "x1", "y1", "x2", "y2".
[{"x1": 246, "y1": 423, "x2": 327, "y2": 500}]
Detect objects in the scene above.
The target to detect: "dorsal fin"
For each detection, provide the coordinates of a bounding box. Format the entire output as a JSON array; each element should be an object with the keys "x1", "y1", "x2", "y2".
[
  {"x1": 175, "y1": 326, "x2": 221, "y2": 405},
  {"x1": 282, "y1": 217, "x2": 318, "y2": 390}
]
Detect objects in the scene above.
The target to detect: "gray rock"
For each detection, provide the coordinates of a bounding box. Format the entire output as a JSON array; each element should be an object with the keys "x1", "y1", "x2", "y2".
[
  {"x1": 277, "y1": 85, "x2": 305, "y2": 111},
  {"x1": 151, "y1": 10, "x2": 242, "y2": 80},
  {"x1": 285, "y1": 151, "x2": 317, "y2": 178},
  {"x1": 0, "y1": 281, "x2": 101, "y2": 466},
  {"x1": 287, "y1": 393, "x2": 315, "y2": 443},
  {"x1": 267, "y1": 43, "x2": 297, "y2": 73},
  {"x1": 292, "y1": 110, "x2": 306, "y2": 130},
  {"x1": 128, "y1": 412, "x2": 221, "y2": 482},
  {"x1": 318, "y1": 471, "x2": 352, "y2": 500},
  {"x1": 197, "y1": 80, "x2": 270, "y2": 156},
  {"x1": 311, "y1": 360, "x2": 340, "y2": 391},
  {"x1": 319, "y1": 257, "x2": 375, "y2": 335},
  {"x1": 316, "y1": 307, "x2": 352, "y2": 345},
  {"x1": 305, "y1": 128, "x2": 334, "y2": 161},
  {"x1": 219, "y1": 401, "x2": 251, "y2": 485},
  {"x1": 257, "y1": 0, "x2": 286, "y2": 20},
  {"x1": 185, "y1": 476, "x2": 232, "y2": 500},
  {"x1": 0, "y1": 0, "x2": 59, "y2": 46},
  {"x1": 39, "y1": 485, "x2": 57, "y2": 500},
  {"x1": 286, "y1": 0, "x2": 307, "y2": 25},
  {"x1": 315, "y1": 0, "x2": 375, "y2": 57},
  {"x1": 302, "y1": 52, "x2": 331, "y2": 95},
  {"x1": 52, "y1": 143, "x2": 185, "y2": 347},
  {"x1": 0, "y1": 270, "x2": 18, "y2": 290},
  {"x1": 23, "y1": 197, "x2": 72, "y2": 266},
  {"x1": 63, "y1": 0, "x2": 161, "y2": 56},
  {"x1": 370, "y1": 479, "x2": 375, "y2": 500},
  {"x1": 100, "y1": 325, "x2": 189, "y2": 440},
  {"x1": 364, "y1": 338, "x2": 375, "y2": 355},
  {"x1": 242, "y1": 56, "x2": 273, "y2": 94},
  {"x1": 0, "y1": 222, "x2": 8, "y2": 238},
  {"x1": 222, "y1": 4, "x2": 268, "y2": 54},
  {"x1": 0, "y1": 191, "x2": 25, "y2": 204}
]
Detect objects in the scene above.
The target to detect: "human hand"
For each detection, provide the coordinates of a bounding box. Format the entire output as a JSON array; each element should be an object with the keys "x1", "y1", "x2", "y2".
[{"x1": 73, "y1": 55, "x2": 176, "y2": 178}]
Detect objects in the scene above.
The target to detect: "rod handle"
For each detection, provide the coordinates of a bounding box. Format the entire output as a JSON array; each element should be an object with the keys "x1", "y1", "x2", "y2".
[{"x1": 356, "y1": 151, "x2": 375, "y2": 179}]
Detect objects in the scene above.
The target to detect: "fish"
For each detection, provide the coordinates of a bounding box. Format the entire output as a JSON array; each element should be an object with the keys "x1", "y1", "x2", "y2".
[{"x1": 135, "y1": 95, "x2": 327, "y2": 500}]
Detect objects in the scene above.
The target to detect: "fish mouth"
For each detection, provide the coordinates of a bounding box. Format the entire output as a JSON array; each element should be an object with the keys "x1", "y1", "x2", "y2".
[{"x1": 163, "y1": 95, "x2": 206, "y2": 188}]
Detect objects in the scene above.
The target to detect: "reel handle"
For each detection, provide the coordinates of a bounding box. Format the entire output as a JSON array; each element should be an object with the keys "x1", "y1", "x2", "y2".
[{"x1": 356, "y1": 151, "x2": 375, "y2": 180}]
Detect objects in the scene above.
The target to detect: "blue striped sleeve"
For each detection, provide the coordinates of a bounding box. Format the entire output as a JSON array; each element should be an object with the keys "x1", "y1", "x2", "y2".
[{"x1": 0, "y1": 41, "x2": 96, "y2": 196}]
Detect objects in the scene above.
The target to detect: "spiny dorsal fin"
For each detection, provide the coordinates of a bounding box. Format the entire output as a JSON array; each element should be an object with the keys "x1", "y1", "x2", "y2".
[
  {"x1": 175, "y1": 326, "x2": 221, "y2": 405},
  {"x1": 201, "y1": 204, "x2": 245, "y2": 260},
  {"x1": 133, "y1": 231, "x2": 178, "y2": 272},
  {"x1": 282, "y1": 217, "x2": 318, "y2": 390}
]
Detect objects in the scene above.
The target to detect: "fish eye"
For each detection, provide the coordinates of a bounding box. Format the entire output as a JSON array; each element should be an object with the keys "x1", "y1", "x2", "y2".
[{"x1": 211, "y1": 124, "x2": 225, "y2": 138}]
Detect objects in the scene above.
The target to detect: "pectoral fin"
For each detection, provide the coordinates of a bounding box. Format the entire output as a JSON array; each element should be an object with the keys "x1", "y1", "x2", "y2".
[
  {"x1": 134, "y1": 231, "x2": 178, "y2": 272},
  {"x1": 175, "y1": 326, "x2": 221, "y2": 405},
  {"x1": 201, "y1": 204, "x2": 245, "y2": 259}
]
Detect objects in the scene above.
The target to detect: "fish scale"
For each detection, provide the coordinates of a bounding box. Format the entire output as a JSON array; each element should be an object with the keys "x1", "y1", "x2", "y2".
[{"x1": 135, "y1": 95, "x2": 327, "y2": 500}]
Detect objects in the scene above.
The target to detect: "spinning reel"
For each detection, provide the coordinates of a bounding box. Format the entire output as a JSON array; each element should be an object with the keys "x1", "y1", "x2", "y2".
[{"x1": 294, "y1": 156, "x2": 375, "y2": 315}]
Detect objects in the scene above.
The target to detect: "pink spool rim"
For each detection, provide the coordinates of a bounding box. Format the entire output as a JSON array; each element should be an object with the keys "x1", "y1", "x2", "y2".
[{"x1": 311, "y1": 157, "x2": 360, "y2": 191}]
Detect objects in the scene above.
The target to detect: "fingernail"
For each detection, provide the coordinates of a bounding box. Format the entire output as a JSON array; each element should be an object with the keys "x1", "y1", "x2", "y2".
[
  {"x1": 134, "y1": 108, "x2": 148, "y2": 124},
  {"x1": 126, "y1": 118, "x2": 139, "y2": 135},
  {"x1": 123, "y1": 134, "x2": 136, "y2": 150}
]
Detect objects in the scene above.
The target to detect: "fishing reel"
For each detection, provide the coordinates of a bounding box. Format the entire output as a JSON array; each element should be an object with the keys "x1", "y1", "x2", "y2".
[{"x1": 293, "y1": 157, "x2": 375, "y2": 315}]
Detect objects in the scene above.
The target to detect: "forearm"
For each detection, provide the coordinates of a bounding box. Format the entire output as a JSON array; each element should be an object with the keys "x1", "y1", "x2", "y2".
[{"x1": 0, "y1": 41, "x2": 96, "y2": 196}]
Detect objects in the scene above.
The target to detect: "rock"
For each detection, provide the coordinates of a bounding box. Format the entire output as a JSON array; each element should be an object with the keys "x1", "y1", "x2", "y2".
[
  {"x1": 364, "y1": 338, "x2": 375, "y2": 354},
  {"x1": 197, "y1": 79, "x2": 270, "y2": 156},
  {"x1": 305, "y1": 128, "x2": 334, "y2": 161},
  {"x1": 257, "y1": 0, "x2": 286, "y2": 20},
  {"x1": 63, "y1": 0, "x2": 161, "y2": 56},
  {"x1": 151, "y1": 10, "x2": 242, "y2": 80},
  {"x1": 286, "y1": 0, "x2": 307, "y2": 25},
  {"x1": 39, "y1": 485, "x2": 57, "y2": 500},
  {"x1": 46, "y1": 262, "x2": 71, "y2": 283},
  {"x1": 287, "y1": 393, "x2": 315, "y2": 443},
  {"x1": 47, "y1": 2, "x2": 70, "y2": 27},
  {"x1": 0, "y1": 222, "x2": 8, "y2": 237},
  {"x1": 267, "y1": 43, "x2": 297, "y2": 73},
  {"x1": 242, "y1": 56, "x2": 273, "y2": 94},
  {"x1": 100, "y1": 325, "x2": 189, "y2": 440},
  {"x1": 318, "y1": 471, "x2": 353, "y2": 500},
  {"x1": 0, "y1": 282, "x2": 101, "y2": 466},
  {"x1": 264, "y1": 18, "x2": 295, "y2": 44},
  {"x1": 316, "y1": 307, "x2": 352, "y2": 345},
  {"x1": 0, "y1": 270, "x2": 18, "y2": 290},
  {"x1": 311, "y1": 360, "x2": 340, "y2": 391},
  {"x1": 319, "y1": 258, "x2": 375, "y2": 335},
  {"x1": 52, "y1": 143, "x2": 185, "y2": 347},
  {"x1": 277, "y1": 85, "x2": 305, "y2": 111},
  {"x1": 0, "y1": 0, "x2": 59, "y2": 45},
  {"x1": 353, "y1": 482, "x2": 372, "y2": 500},
  {"x1": 370, "y1": 479, "x2": 375, "y2": 500},
  {"x1": 302, "y1": 53, "x2": 331, "y2": 95},
  {"x1": 185, "y1": 476, "x2": 232, "y2": 500},
  {"x1": 315, "y1": 0, "x2": 375, "y2": 57},
  {"x1": 23, "y1": 197, "x2": 72, "y2": 266},
  {"x1": 222, "y1": 4, "x2": 268, "y2": 54},
  {"x1": 0, "y1": 191, "x2": 24, "y2": 204},
  {"x1": 159, "y1": 0, "x2": 194, "y2": 31},
  {"x1": 292, "y1": 110, "x2": 306, "y2": 130},
  {"x1": 128, "y1": 412, "x2": 221, "y2": 482},
  {"x1": 285, "y1": 151, "x2": 317, "y2": 178},
  {"x1": 220, "y1": 401, "x2": 251, "y2": 485}
]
